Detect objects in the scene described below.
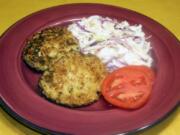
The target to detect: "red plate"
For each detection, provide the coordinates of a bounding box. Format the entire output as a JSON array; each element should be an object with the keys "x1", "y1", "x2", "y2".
[{"x1": 0, "y1": 3, "x2": 180, "y2": 135}]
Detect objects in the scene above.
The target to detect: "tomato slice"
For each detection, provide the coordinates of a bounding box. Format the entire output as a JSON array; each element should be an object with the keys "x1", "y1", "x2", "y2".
[
  {"x1": 101, "y1": 66, "x2": 155, "y2": 109},
  {"x1": 125, "y1": 65, "x2": 155, "y2": 84}
]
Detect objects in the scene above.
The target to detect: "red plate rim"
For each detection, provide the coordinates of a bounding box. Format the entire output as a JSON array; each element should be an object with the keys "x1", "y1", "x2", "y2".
[{"x1": 0, "y1": 3, "x2": 180, "y2": 135}]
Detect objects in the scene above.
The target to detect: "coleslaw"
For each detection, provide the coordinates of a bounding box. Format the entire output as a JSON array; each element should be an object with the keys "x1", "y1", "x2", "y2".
[{"x1": 68, "y1": 15, "x2": 153, "y2": 72}]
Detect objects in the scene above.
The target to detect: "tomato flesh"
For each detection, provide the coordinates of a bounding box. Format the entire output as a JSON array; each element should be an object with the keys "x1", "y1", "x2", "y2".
[{"x1": 101, "y1": 66, "x2": 155, "y2": 109}]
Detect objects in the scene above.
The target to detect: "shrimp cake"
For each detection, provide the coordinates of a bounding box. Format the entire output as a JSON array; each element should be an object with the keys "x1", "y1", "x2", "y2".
[
  {"x1": 23, "y1": 26, "x2": 78, "y2": 71},
  {"x1": 39, "y1": 52, "x2": 107, "y2": 107}
]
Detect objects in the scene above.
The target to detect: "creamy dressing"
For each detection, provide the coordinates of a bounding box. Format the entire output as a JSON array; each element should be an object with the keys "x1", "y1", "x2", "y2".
[{"x1": 68, "y1": 15, "x2": 153, "y2": 72}]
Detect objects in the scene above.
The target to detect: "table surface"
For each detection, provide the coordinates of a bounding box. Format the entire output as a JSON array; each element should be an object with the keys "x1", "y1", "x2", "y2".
[{"x1": 0, "y1": 0, "x2": 179, "y2": 135}]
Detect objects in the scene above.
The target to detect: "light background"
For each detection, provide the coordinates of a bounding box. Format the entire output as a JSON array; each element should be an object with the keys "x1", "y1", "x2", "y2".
[{"x1": 0, "y1": 0, "x2": 180, "y2": 135}]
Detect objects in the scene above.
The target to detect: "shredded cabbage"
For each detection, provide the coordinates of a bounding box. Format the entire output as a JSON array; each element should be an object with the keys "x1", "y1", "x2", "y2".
[{"x1": 68, "y1": 15, "x2": 153, "y2": 72}]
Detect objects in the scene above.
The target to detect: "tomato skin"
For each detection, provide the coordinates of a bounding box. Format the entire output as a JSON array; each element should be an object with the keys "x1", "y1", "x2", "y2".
[{"x1": 101, "y1": 66, "x2": 155, "y2": 109}]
